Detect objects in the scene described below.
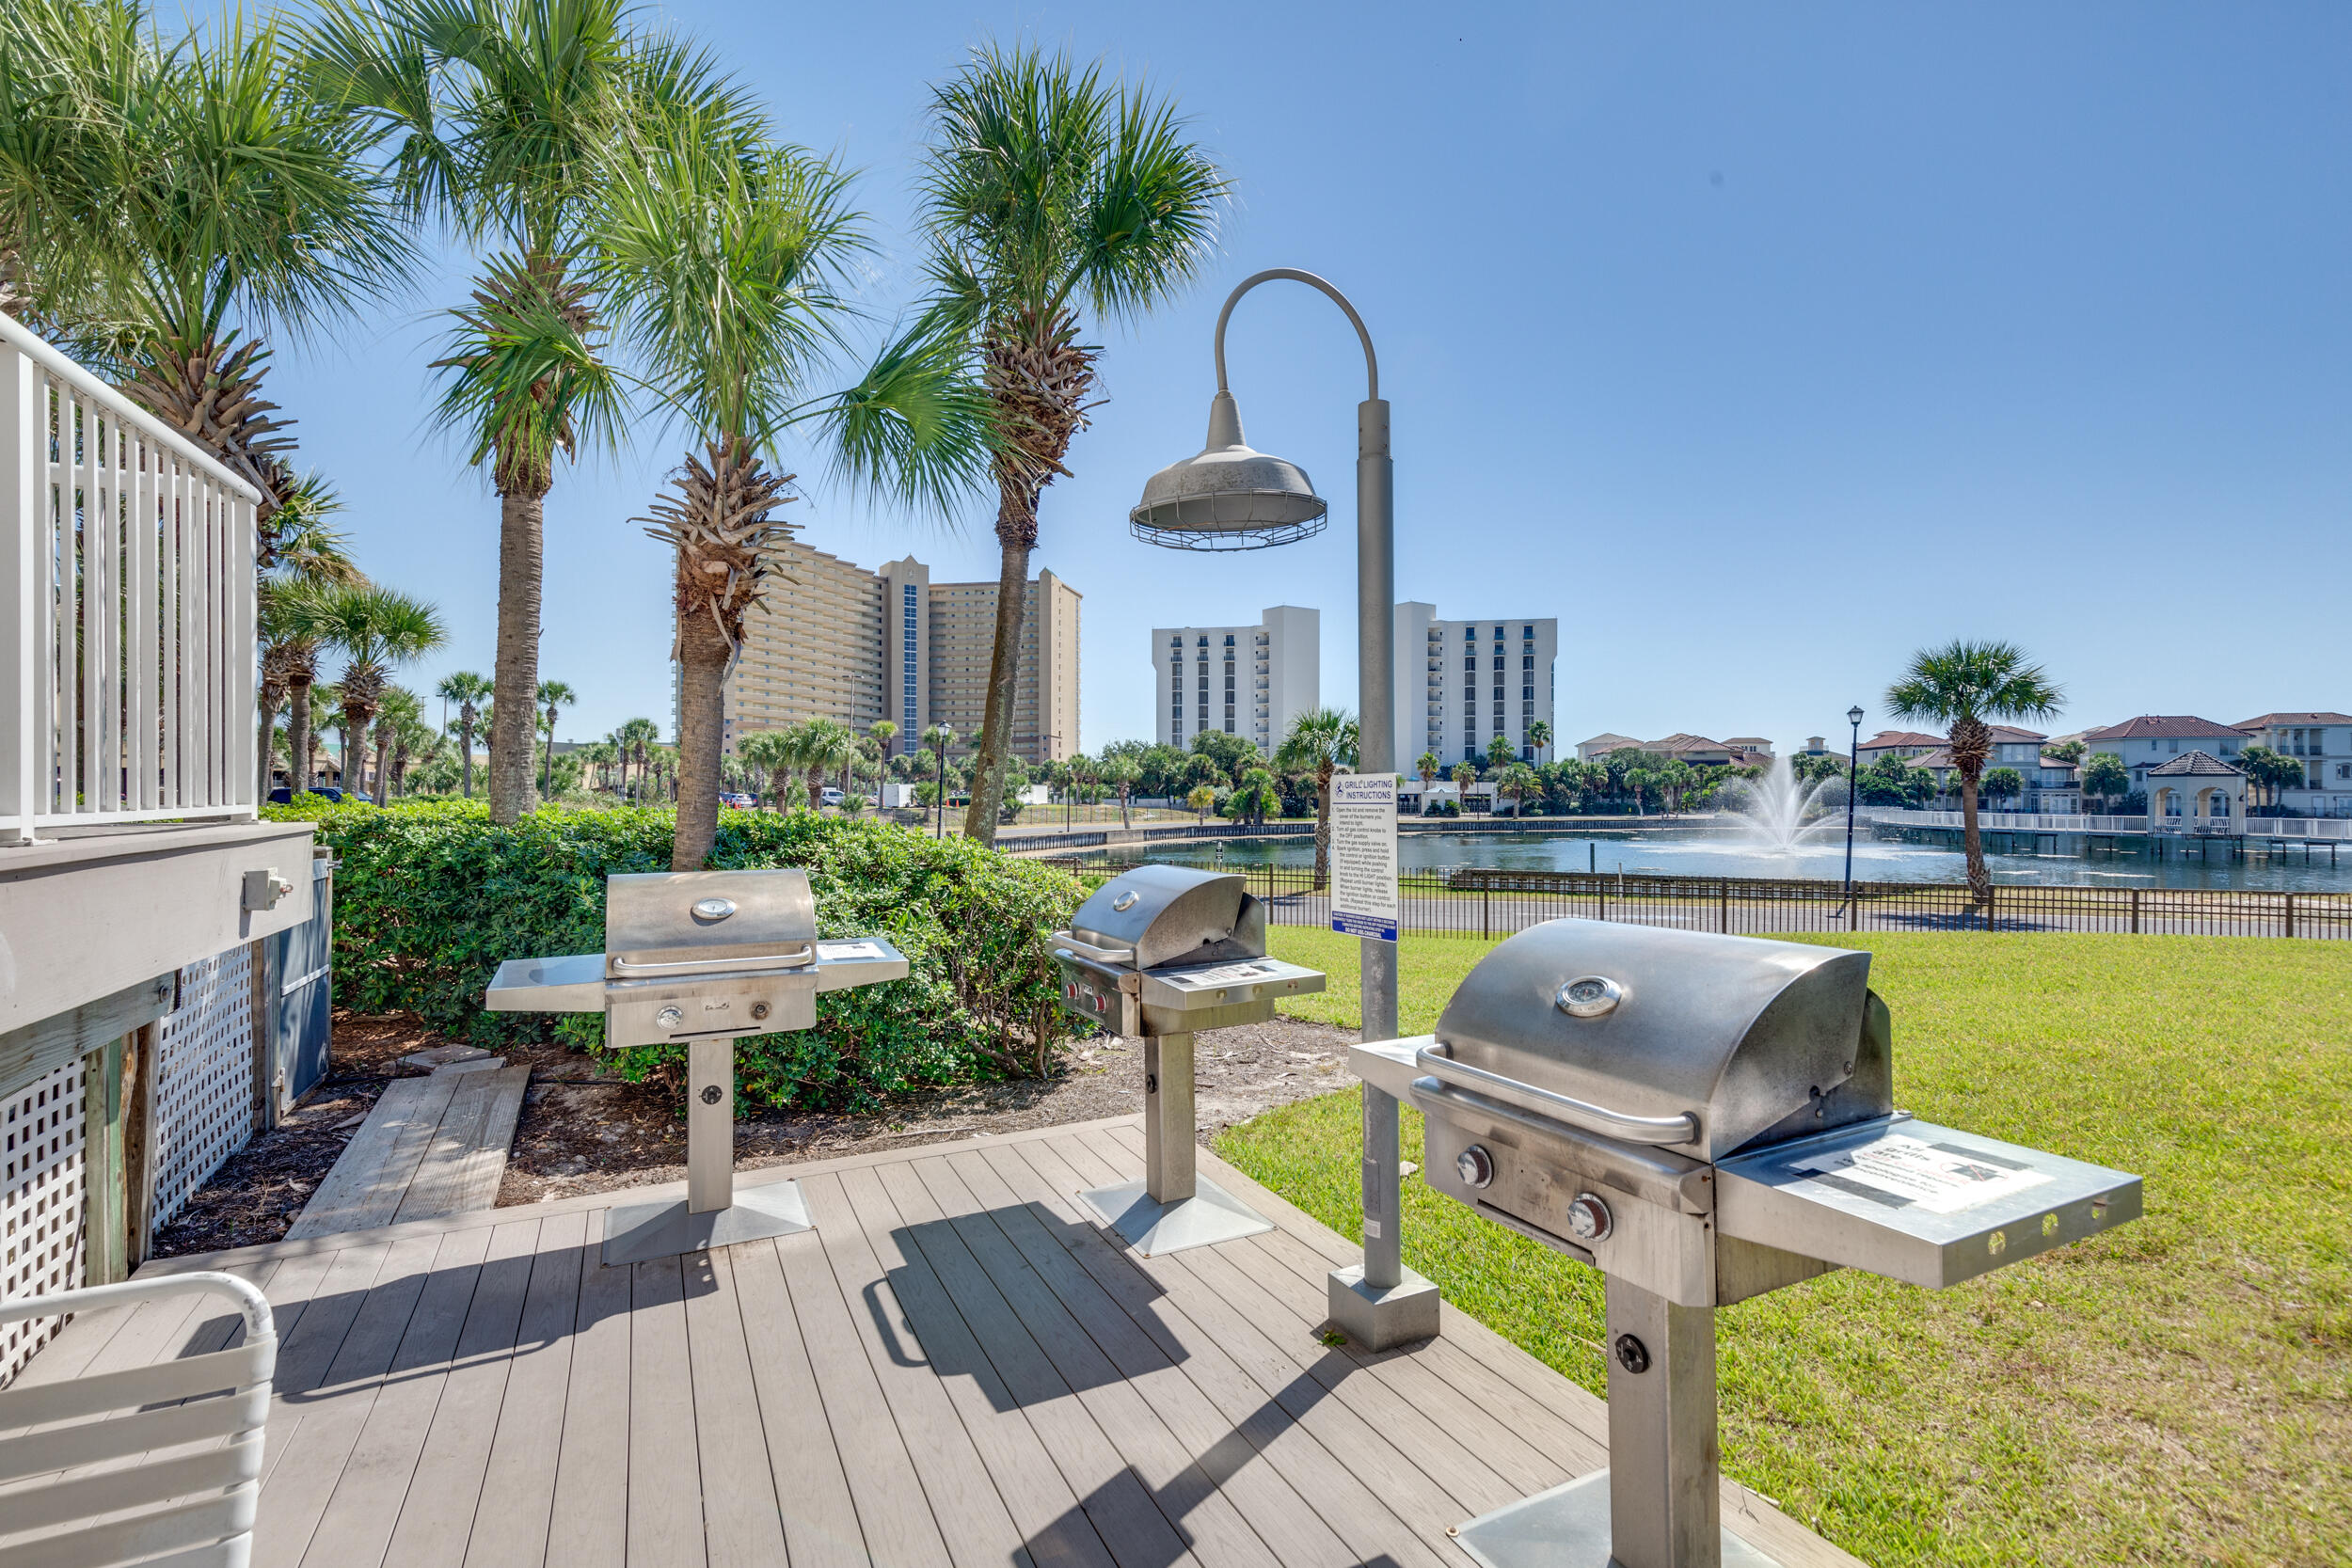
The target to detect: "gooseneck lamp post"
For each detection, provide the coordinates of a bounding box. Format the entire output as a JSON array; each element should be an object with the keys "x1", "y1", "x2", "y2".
[
  {"x1": 1131, "y1": 268, "x2": 1438, "y2": 1347},
  {"x1": 1844, "y1": 705, "x2": 1865, "y2": 909}
]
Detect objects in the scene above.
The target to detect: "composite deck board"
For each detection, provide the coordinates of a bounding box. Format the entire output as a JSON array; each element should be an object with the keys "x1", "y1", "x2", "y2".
[
  {"x1": 831, "y1": 1164, "x2": 1120, "y2": 1568},
  {"x1": 26, "y1": 1116, "x2": 1871, "y2": 1568},
  {"x1": 380, "y1": 1218, "x2": 543, "y2": 1568},
  {"x1": 725, "y1": 1234, "x2": 869, "y2": 1568},
  {"x1": 462, "y1": 1209, "x2": 590, "y2": 1568},
  {"x1": 678, "y1": 1245, "x2": 787, "y2": 1568},
  {"x1": 995, "y1": 1138, "x2": 1454, "y2": 1568},
  {"x1": 799, "y1": 1170, "x2": 1035, "y2": 1568},
  {"x1": 544, "y1": 1223, "x2": 633, "y2": 1568},
  {"x1": 946, "y1": 1145, "x2": 1369, "y2": 1568},
  {"x1": 771, "y1": 1221, "x2": 956, "y2": 1568},
  {"x1": 624, "y1": 1255, "x2": 706, "y2": 1568},
  {"x1": 878, "y1": 1157, "x2": 1225, "y2": 1568}
]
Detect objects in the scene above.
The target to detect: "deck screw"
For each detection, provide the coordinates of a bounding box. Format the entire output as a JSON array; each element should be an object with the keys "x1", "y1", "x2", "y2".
[
  {"x1": 700, "y1": 1085, "x2": 722, "y2": 1105},
  {"x1": 1613, "y1": 1334, "x2": 1650, "y2": 1374}
]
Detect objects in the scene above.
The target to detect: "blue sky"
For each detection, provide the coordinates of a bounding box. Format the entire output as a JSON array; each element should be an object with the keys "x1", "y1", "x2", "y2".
[{"x1": 269, "y1": 2, "x2": 2352, "y2": 754}]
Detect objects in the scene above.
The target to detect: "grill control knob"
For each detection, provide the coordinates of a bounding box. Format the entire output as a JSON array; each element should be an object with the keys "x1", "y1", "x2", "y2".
[
  {"x1": 656, "y1": 1006, "x2": 684, "y2": 1029},
  {"x1": 1455, "y1": 1145, "x2": 1495, "y2": 1189},
  {"x1": 1566, "y1": 1192, "x2": 1613, "y2": 1243}
]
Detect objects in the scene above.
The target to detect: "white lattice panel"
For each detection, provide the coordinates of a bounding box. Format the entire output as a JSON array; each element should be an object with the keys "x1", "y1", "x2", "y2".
[
  {"x1": 150, "y1": 945, "x2": 257, "y2": 1233},
  {"x1": 2, "y1": 1064, "x2": 87, "y2": 1386}
]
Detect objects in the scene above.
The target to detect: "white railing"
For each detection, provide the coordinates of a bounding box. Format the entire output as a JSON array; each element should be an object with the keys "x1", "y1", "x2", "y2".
[
  {"x1": 1863, "y1": 808, "x2": 2352, "y2": 840},
  {"x1": 1, "y1": 314, "x2": 261, "y2": 844}
]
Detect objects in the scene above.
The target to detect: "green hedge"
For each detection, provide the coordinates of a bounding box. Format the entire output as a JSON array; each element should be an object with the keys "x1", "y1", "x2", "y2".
[{"x1": 264, "y1": 799, "x2": 1086, "y2": 1110}]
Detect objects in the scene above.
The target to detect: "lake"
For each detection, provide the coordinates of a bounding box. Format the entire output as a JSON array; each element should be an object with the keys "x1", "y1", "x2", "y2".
[{"x1": 1136, "y1": 827, "x2": 2352, "y2": 893}]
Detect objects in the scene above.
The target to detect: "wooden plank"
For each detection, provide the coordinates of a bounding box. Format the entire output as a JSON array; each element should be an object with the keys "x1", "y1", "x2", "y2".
[
  {"x1": 0, "y1": 973, "x2": 172, "y2": 1105},
  {"x1": 831, "y1": 1164, "x2": 1118, "y2": 1568},
  {"x1": 1031, "y1": 1133, "x2": 1485, "y2": 1550},
  {"x1": 392, "y1": 1067, "x2": 528, "y2": 1225},
  {"x1": 887, "y1": 1155, "x2": 1261, "y2": 1568},
  {"x1": 283, "y1": 1227, "x2": 491, "y2": 1568},
  {"x1": 727, "y1": 1225, "x2": 869, "y2": 1568},
  {"x1": 978, "y1": 1138, "x2": 1449, "y2": 1568},
  {"x1": 252, "y1": 1235, "x2": 443, "y2": 1568},
  {"x1": 935, "y1": 1148, "x2": 1359, "y2": 1568},
  {"x1": 769, "y1": 1211, "x2": 951, "y2": 1568},
  {"x1": 461, "y1": 1209, "x2": 589, "y2": 1568},
  {"x1": 380, "y1": 1217, "x2": 543, "y2": 1568},
  {"x1": 285, "y1": 1074, "x2": 460, "y2": 1241},
  {"x1": 676, "y1": 1245, "x2": 785, "y2": 1568},
  {"x1": 544, "y1": 1228, "x2": 632, "y2": 1568},
  {"x1": 797, "y1": 1170, "x2": 1027, "y2": 1568},
  {"x1": 626, "y1": 1254, "x2": 706, "y2": 1568},
  {"x1": 143, "y1": 1115, "x2": 1152, "y2": 1275}
]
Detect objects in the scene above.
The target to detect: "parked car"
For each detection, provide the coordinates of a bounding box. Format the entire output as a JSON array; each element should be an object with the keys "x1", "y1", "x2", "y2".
[
  {"x1": 820, "y1": 787, "x2": 844, "y2": 807},
  {"x1": 719, "y1": 791, "x2": 756, "y2": 809},
  {"x1": 267, "y1": 786, "x2": 346, "y2": 804}
]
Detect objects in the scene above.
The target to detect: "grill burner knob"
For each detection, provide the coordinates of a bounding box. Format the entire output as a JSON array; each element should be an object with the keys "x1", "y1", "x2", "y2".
[
  {"x1": 1567, "y1": 1192, "x2": 1613, "y2": 1243},
  {"x1": 656, "y1": 1006, "x2": 684, "y2": 1029},
  {"x1": 1455, "y1": 1145, "x2": 1495, "y2": 1189}
]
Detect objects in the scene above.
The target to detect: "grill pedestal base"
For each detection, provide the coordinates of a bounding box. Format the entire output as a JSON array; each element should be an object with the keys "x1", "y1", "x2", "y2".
[
  {"x1": 601, "y1": 1180, "x2": 813, "y2": 1268},
  {"x1": 1079, "y1": 1176, "x2": 1273, "y2": 1256},
  {"x1": 1326, "y1": 1262, "x2": 1441, "y2": 1349},
  {"x1": 1452, "y1": 1472, "x2": 1784, "y2": 1568}
]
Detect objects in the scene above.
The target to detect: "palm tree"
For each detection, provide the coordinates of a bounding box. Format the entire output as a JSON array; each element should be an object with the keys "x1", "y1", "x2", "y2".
[
  {"x1": 735, "y1": 727, "x2": 793, "y2": 809},
  {"x1": 797, "y1": 719, "x2": 856, "y2": 816},
  {"x1": 869, "y1": 720, "x2": 898, "y2": 762},
  {"x1": 592, "y1": 115, "x2": 988, "y2": 870},
  {"x1": 1450, "y1": 760, "x2": 1476, "y2": 816},
  {"x1": 1276, "y1": 708, "x2": 1359, "y2": 892},
  {"x1": 1886, "y1": 639, "x2": 2064, "y2": 905},
  {"x1": 312, "y1": 585, "x2": 447, "y2": 802},
  {"x1": 1184, "y1": 783, "x2": 1216, "y2": 825},
  {"x1": 536, "y1": 678, "x2": 577, "y2": 797},
  {"x1": 1099, "y1": 753, "x2": 1139, "y2": 830},
  {"x1": 1486, "y1": 732, "x2": 1518, "y2": 773},
  {"x1": 305, "y1": 683, "x2": 339, "y2": 792},
  {"x1": 1528, "y1": 720, "x2": 1552, "y2": 763},
  {"x1": 0, "y1": 0, "x2": 145, "y2": 329},
  {"x1": 914, "y1": 42, "x2": 1229, "y2": 847},
  {"x1": 370, "y1": 687, "x2": 424, "y2": 804},
  {"x1": 436, "y1": 672, "x2": 492, "y2": 799},
  {"x1": 612, "y1": 717, "x2": 660, "y2": 803},
  {"x1": 1231, "y1": 766, "x2": 1279, "y2": 828},
  {"x1": 308, "y1": 0, "x2": 736, "y2": 825},
  {"x1": 256, "y1": 473, "x2": 367, "y2": 790},
  {"x1": 1499, "y1": 762, "x2": 1540, "y2": 817},
  {"x1": 1416, "y1": 751, "x2": 1439, "y2": 815}
]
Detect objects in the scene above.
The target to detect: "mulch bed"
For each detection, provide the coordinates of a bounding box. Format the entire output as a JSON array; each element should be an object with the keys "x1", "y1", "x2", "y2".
[{"x1": 148, "y1": 1008, "x2": 1359, "y2": 1259}]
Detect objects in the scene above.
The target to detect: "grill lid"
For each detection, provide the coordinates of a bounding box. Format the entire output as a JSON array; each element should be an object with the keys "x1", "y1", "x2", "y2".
[
  {"x1": 1434, "y1": 920, "x2": 1879, "y2": 1159},
  {"x1": 1068, "y1": 863, "x2": 1265, "y2": 970},
  {"x1": 604, "y1": 869, "x2": 817, "y2": 977}
]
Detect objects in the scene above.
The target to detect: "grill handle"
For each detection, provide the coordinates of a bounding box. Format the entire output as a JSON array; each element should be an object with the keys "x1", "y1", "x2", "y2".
[
  {"x1": 1415, "y1": 1044, "x2": 1700, "y2": 1147},
  {"x1": 609, "y1": 949, "x2": 816, "y2": 976},
  {"x1": 1048, "y1": 930, "x2": 1136, "y2": 966}
]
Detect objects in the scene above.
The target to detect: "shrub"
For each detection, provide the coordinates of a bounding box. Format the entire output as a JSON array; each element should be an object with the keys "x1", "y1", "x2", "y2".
[{"x1": 265, "y1": 799, "x2": 1086, "y2": 1110}]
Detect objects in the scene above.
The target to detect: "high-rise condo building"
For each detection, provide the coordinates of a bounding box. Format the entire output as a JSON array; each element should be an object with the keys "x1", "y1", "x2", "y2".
[
  {"x1": 694, "y1": 546, "x2": 1080, "y2": 766},
  {"x1": 1394, "y1": 603, "x2": 1559, "y2": 768},
  {"x1": 1150, "y1": 606, "x2": 1319, "y2": 757}
]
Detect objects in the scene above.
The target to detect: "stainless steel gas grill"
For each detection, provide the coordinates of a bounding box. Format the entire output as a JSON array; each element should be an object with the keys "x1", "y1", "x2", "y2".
[
  {"x1": 1051, "y1": 863, "x2": 1326, "y2": 1254},
  {"x1": 1348, "y1": 919, "x2": 2141, "y2": 1568},
  {"x1": 485, "y1": 869, "x2": 907, "y2": 1266}
]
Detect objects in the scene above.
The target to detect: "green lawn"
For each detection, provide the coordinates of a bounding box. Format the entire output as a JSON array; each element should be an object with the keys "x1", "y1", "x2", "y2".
[{"x1": 1226, "y1": 927, "x2": 2351, "y2": 1568}]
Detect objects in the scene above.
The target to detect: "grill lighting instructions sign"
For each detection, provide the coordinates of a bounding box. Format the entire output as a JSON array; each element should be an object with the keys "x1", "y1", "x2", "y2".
[
  {"x1": 1329, "y1": 773, "x2": 1399, "y2": 942},
  {"x1": 1790, "y1": 1133, "x2": 2054, "y2": 1214}
]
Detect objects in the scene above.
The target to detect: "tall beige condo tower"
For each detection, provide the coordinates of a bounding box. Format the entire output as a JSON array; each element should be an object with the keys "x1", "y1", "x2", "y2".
[{"x1": 703, "y1": 548, "x2": 1079, "y2": 766}]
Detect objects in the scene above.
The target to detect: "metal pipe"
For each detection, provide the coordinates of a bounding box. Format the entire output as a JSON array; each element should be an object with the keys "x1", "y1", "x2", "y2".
[
  {"x1": 1605, "y1": 1276, "x2": 1723, "y2": 1568},
  {"x1": 687, "y1": 1037, "x2": 734, "y2": 1214},
  {"x1": 1143, "y1": 1031, "x2": 1198, "y2": 1203}
]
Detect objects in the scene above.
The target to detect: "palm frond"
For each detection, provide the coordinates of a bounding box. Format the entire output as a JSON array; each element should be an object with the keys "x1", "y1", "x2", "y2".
[
  {"x1": 430, "y1": 248, "x2": 624, "y2": 491},
  {"x1": 816, "y1": 313, "x2": 995, "y2": 517}
]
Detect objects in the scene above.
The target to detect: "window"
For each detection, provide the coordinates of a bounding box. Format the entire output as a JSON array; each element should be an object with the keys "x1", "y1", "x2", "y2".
[
  {"x1": 1522, "y1": 625, "x2": 1534, "y2": 637},
  {"x1": 1463, "y1": 626, "x2": 1475, "y2": 641},
  {"x1": 1522, "y1": 655, "x2": 1534, "y2": 670}
]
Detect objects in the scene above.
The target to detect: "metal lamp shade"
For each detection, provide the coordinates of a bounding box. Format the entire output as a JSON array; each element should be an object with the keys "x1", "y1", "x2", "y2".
[{"x1": 1130, "y1": 390, "x2": 1329, "y2": 550}]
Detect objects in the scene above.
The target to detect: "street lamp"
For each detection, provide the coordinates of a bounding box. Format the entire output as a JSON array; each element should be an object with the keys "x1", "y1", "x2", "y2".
[
  {"x1": 1845, "y1": 705, "x2": 1866, "y2": 907},
  {"x1": 1132, "y1": 268, "x2": 1436, "y2": 1348}
]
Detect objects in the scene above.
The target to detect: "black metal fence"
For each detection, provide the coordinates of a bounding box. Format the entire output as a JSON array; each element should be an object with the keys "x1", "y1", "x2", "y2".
[{"x1": 1041, "y1": 859, "x2": 2352, "y2": 942}]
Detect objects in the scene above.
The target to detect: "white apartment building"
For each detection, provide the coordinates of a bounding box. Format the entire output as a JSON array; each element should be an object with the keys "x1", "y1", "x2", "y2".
[
  {"x1": 2233, "y1": 712, "x2": 2352, "y2": 816},
  {"x1": 1151, "y1": 607, "x2": 1318, "y2": 756},
  {"x1": 1396, "y1": 604, "x2": 1560, "y2": 768}
]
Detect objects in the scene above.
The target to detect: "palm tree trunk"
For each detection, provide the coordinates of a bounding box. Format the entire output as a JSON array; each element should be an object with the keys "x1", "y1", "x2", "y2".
[
  {"x1": 288, "y1": 678, "x2": 312, "y2": 794},
  {"x1": 373, "y1": 727, "x2": 389, "y2": 806},
  {"x1": 489, "y1": 487, "x2": 546, "y2": 823},
  {"x1": 1959, "y1": 770, "x2": 1990, "y2": 908},
  {"x1": 961, "y1": 531, "x2": 1035, "y2": 846},
  {"x1": 458, "y1": 721, "x2": 474, "y2": 798},
  {"x1": 672, "y1": 614, "x2": 728, "y2": 871},
  {"x1": 258, "y1": 696, "x2": 280, "y2": 801},
  {"x1": 1312, "y1": 768, "x2": 1333, "y2": 891},
  {"x1": 541, "y1": 721, "x2": 554, "y2": 797}
]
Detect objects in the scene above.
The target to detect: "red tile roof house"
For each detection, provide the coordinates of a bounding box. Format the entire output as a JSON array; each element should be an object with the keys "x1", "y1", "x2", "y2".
[
  {"x1": 2232, "y1": 713, "x2": 2352, "y2": 817},
  {"x1": 2081, "y1": 716, "x2": 2251, "y2": 797}
]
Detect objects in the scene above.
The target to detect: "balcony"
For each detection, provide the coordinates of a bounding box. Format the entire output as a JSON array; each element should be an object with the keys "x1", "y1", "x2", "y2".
[{"x1": 1, "y1": 312, "x2": 312, "y2": 1034}]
